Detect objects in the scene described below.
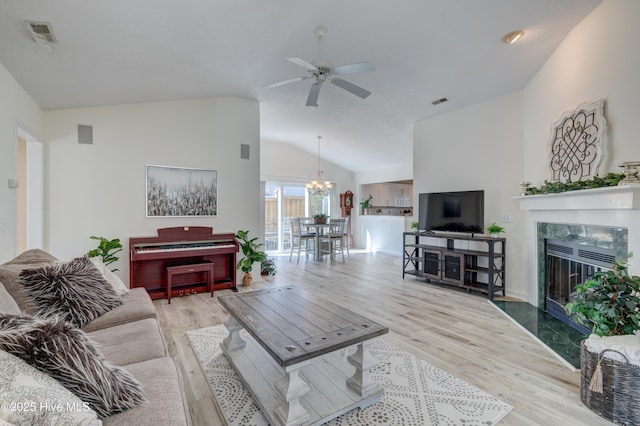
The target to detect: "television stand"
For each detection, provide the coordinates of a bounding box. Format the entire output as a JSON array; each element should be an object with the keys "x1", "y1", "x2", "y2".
[{"x1": 402, "y1": 231, "x2": 505, "y2": 300}]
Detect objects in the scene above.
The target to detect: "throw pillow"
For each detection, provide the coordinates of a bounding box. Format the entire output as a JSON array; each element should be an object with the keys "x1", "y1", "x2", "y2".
[
  {"x1": 0, "y1": 282, "x2": 21, "y2": 315},
  {"x1": 89, "y1": 256, "x2": 130, "y2": 295},
  {"x1": 0, "y1": 349, "x2": 101, "y2": 425},
  {"x1": 0, "y1": 249, "x2": 58, "y2": 313},
  {"x1": 18, "y1": 256, "x2": 122, "y2": 328},
  {"x1": 0, "y1": 314, "x2": 146, "y2": 418}
]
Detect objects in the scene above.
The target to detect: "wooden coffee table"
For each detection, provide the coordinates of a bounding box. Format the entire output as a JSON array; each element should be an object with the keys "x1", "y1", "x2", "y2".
[{"x1": 218, "y1": 286, "x2": 388, "y2": 426}]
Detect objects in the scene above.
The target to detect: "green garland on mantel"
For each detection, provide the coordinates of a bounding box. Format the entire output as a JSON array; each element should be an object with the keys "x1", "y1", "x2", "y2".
[{"x1": 526, "y1": 172, "x2": 625, "y2": 195}]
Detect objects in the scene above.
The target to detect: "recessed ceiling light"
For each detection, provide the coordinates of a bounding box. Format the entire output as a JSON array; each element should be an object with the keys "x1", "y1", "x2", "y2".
[{"x1": 502, "y1": 30, "x2": 524, "y2": 44}]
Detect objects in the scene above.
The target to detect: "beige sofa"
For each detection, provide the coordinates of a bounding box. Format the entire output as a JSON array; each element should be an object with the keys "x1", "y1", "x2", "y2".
[{"x1": 0, "y1": 249, "x2": 190, "y2": 425}]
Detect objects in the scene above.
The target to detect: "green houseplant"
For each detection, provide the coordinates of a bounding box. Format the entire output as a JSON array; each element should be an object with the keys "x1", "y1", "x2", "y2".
[
  {"x1": 86, "y1": 236, "x2": 123, "y2": 272},
  {"x1": 260, "y1": 256, "x2": 277, "y2": 277},
  {"x1": 360, "y1": 194, "x2": 373, "y2": 213},
  {"x1": 410, "y1": 221, "x2": 419, "y2": 231},
  {"x1": 565, "y1": 256, "x2": 640, "y2": 337},
  {"x1": 486, "y1": 222, "x2": 505, "y2": 237},
  {"x1": 236, "y1": 230, "x2": 268, "y2": 286}
]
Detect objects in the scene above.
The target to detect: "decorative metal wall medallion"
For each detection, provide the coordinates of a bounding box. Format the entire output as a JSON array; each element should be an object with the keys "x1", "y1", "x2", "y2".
[{"x1": 547, "y1": 99, "x2": 606, "y2": 182}]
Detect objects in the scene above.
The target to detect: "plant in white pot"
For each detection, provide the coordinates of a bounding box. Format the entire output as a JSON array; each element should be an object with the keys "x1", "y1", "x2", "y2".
[
  {"x1": 236, "y1": 230, "x2": 267, "y2": 287},
  {"x1": 486, "y1": 222, "x2": 505, "y2": 238}
]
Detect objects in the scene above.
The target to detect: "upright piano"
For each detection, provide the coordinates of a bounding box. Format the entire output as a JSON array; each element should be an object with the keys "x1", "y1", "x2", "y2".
[{"x1": 129, "y1": 226, "x2": 239, "y2": 300}]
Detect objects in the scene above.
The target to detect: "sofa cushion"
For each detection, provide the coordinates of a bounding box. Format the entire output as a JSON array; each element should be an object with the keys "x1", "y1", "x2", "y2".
[
  {"x1": 0, "y1": 314, "x2": 146, "y2": 419},
  {"x1": 87, "y1": 318, "x2": 167, "y2": 366},
  {"x1": 0, "y1": 282, "x2": 20, "y2": 315},
  {"x1": 82, "y1": 287, "x2": 157, "y2": 332},
  {"x1": 90, "y1": 256, "x2": 130, "y2": 295},
  {"x1": 18, "y1": 256, "x2": 122, "y2": 328},
  {"x1": 102, "y1": 357, "x2": 190, "y2": 426},
  {"x1": 0, "y1": 349, "x2": 101, "y2": 425},
  {"x1": 0, "y1": 249, "x2": 58, "y2": 313}
]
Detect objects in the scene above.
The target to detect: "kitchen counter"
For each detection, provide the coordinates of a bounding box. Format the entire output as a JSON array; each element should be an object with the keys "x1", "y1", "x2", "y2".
[{"x1": 356, "y1": 215, "x2": 415, "y2": 254}]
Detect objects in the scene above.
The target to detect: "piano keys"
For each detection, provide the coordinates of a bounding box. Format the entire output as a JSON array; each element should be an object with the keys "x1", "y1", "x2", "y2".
[{"x1": 129, "y1": 226, "x2": 239, "y2": 300}]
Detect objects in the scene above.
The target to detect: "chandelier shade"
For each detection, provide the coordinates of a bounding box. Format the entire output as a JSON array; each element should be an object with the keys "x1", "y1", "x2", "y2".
[{"x1": 306, "y1": 135, "x2": 333, "y2": 196}]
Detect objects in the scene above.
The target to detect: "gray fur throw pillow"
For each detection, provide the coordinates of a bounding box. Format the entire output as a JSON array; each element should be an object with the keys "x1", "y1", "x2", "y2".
[
  {"x1": 0, "y1": 314, "x2": 146, "y2": 418},
  {"x1": 18, "y1": 256, "x2": 122, "y2": 328}
]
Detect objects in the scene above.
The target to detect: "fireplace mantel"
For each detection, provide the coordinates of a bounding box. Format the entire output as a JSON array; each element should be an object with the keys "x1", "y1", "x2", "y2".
[
  {"x1": 517, "y1": 185, "x2": 640, "y2": 307},
  {"x1": 516, "y1": 185, "x2": 640, "y2": 211}
]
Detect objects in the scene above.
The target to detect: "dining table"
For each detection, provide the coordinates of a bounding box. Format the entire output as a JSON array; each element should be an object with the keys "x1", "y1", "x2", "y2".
[{"x1": 304, "y1": 222, "x2": 332, "y2": 261}]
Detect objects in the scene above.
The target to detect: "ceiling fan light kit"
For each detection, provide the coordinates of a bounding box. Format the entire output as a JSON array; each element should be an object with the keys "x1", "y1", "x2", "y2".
[{"x1": 265, "y1": 27, "x2": 374, "y2": 107}]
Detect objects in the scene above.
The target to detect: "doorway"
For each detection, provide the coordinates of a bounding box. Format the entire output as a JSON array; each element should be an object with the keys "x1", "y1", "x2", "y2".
[
  {"x1": 17, "y1": 126, "x2": 43, "y2": 252},
  {"x1": 264, "y1": 182, "x2": 330, "y2": 252}
]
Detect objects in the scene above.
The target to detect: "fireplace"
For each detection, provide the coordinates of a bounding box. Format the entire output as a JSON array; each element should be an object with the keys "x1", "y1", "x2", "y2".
[
  {"x1": 519, "y1": 186, "x2": 640, "y2": 313},
  {"x1": 544, "y1": 239, "x2": 616, "y2": 333}
]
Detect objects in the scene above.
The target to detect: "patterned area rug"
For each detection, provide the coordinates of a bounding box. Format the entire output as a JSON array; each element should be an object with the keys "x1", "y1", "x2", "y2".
[{"x1": 186, "y1": 325, "x2": 512, "y2": 425}]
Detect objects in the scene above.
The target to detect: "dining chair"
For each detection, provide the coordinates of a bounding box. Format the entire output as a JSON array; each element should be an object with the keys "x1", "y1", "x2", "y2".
[
  {"x1": 319, "y1": 218, "x2": 346, "y2": 263},
  {"x1": 289, "y1": 217, "x2": 315, "y2": 263},
  {"x1": 342, "y1": 215, "x2": 351, "y2": 257}
]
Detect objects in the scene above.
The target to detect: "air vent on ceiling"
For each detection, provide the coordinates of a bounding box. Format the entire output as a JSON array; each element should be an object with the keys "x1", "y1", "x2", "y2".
[
  {"x1": 25, "y1": 21, "x2": 56, "y2": 52},
  {"x1": 25, "y1": 21, "x2": 56, "y2": 42},
  {"x1": 432, "y1": 97, "x2": 448, "y2": 106}
]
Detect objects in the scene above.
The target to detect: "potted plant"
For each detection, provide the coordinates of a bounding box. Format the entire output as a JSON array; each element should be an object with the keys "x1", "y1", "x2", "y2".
[
  {"x1": 236, "y1": 230, "x2": 268, "y2": 287},
  {"x1": 410, "y1": 221, "x2": 419, "y2": 231},
  {"x1": 565, "y1": 257, "x2": 640, "y2": 336},
  {"x1": 87, "y1": 236, "x2": 123, "y2": 272},
  {"x1": 313, "y1": 213, "x2": 329, "y2": 224},
  {"x1": 486, "y1": 222, "x2": 505, "y2": 238},
  {"x1": 360, "y1": 194, "x2": 373, "y2": 214},
  {"x1": 260, "y1": 256, "x2": 277, "y2": 278}
]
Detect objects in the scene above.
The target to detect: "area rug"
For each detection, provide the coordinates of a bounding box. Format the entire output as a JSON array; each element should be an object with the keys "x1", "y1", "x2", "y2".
[{"x1": 186, "y1": 325, "x2": 512, "y2": 425}]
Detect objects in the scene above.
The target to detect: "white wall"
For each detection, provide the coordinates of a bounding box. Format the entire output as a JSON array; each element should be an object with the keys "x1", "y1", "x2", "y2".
[
  {"x1": 413, "y1": 91, "x2": 526, "y2": 299},
  {"x1": 0, "y1": 61, "x2": 42, "y2": 262},
  {"x1": 523, "y1": 0, "x2": 640, "y2": 184},
  {"x1": 43, "y1": 97, "x2": 260, "y2": 283}
]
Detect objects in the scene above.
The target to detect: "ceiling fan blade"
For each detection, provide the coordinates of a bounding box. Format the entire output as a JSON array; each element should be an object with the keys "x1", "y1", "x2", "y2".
[
  {"x1": 306, "y1": 83, "x2": 321, "y2": 107},
  {"x1": 332, "y1": 61, "x2": 374, "y2": 75},
  {"x1": 330, "y1": 77, "x2": 371, "y2": 99},
  {"x1": 263, "y1": 76, "x2": 307, "y2": 89},
  {"x1": 286, "y1": 57, "x2": 318, "y2": 71}
]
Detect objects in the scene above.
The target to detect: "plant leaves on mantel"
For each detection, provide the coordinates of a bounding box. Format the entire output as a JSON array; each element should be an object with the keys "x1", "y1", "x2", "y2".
[{"x1": 526, "y1": 173, "x2": 625, "y2": 195}]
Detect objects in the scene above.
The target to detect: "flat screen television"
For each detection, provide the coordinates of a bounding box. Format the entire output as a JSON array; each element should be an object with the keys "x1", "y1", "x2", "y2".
[{"x1": 418, "y1": 190, "x2": 484, "y2": 234}]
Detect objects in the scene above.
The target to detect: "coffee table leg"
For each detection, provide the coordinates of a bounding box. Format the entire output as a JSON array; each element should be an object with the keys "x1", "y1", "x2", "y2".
[
  {"x1": 274, "y1": 361, "x2": 310, "y2": 426},
  {"x1": 222, "y1": 315, "x2": 246, "y2": 351},
  {"x1": 347, "y1": 340, "x2": 380, "y2": 396}
]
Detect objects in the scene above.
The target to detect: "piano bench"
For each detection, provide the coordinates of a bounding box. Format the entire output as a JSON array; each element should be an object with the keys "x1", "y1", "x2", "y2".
[{"x1": 166, "y1": 262, "x2": 214, "y2": 304}]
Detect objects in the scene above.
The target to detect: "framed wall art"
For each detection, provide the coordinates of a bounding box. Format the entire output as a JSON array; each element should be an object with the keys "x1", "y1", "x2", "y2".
[
  {"x1": 547, "y1": 99, "x2": 606, "y2": 182},
  {"x1": 146, "y1": 165, "x2": 218, "y2": 217}
]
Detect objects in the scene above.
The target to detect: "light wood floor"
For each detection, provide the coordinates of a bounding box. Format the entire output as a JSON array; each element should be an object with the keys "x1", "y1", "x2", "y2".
[{"x1": 155, "y1": 251, "x2": 611, "y2": 426}]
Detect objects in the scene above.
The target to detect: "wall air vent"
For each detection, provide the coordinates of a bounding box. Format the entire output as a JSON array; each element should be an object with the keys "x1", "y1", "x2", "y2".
[{"x1": 431, "y1": 97, "x2": 448, "y2": 106}]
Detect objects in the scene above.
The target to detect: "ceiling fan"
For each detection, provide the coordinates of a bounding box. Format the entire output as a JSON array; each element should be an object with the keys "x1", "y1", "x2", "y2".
[{"x1": 264, "y1": 27, "x2": 374, "y2": 107}]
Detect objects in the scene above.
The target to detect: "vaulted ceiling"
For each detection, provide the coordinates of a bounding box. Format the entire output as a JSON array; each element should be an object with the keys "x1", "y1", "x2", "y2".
[{"x1": 0, "y1": 0, "x2": 602, "y2": 172}]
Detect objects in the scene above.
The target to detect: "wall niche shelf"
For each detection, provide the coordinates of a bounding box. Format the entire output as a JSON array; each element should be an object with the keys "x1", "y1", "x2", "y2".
[{"x1": 402, "y1": 232, "x2": 505, "y2": 300}]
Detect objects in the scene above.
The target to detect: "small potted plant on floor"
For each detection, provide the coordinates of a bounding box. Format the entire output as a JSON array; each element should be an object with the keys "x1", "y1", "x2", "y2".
[
  {"x1": 486, "y1": 222, "x2": 505, "y2": 238},
  {"x1": 260, "y1": 256, "x2": 277, "y2": 278},
  {"x1": 564, "y1": 256, "x2": 640, "y2": 423},
  {"x1": 313, "y1": 213, "x2": 329, "y2": 224},
  {"x1": 236, "y1": 230, "x2": 268, "y2": 286}
]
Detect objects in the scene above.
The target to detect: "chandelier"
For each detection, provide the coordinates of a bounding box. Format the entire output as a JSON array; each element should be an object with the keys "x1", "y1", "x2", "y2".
[{"x1": 306, "y1": 135, "x2": 333, "y2": 196}]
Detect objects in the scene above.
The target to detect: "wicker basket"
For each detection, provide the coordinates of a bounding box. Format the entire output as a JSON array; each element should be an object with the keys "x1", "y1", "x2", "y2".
[{"x1": 580, "y1": 341, "x2": 640, "y2": 425}]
